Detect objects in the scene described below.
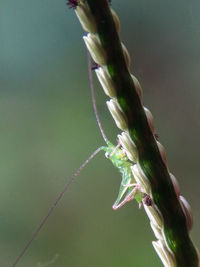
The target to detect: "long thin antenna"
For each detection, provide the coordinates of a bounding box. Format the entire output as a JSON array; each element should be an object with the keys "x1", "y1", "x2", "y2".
[
  {"x1": 11, "y1": 146, "x2": 104, "y2": 267},
  {"x1": 87, "y1": 51, "x2": 109, "y2": 144}
]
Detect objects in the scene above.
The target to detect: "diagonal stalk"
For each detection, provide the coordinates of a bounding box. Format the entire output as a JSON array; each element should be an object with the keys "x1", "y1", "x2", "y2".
[{"x1": 72, "y1": 0, "x2": 199, "y2": 266}]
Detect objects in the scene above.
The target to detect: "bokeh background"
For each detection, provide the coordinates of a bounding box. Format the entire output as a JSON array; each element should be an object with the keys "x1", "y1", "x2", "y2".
[{"x1": 1, "y1": 0, "x2": 200, "y2": 266}]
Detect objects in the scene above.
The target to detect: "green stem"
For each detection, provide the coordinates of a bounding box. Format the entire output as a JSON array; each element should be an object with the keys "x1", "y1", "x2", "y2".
[{"x1": 85, "y1": 0, "x2": 198, "y2": 266}]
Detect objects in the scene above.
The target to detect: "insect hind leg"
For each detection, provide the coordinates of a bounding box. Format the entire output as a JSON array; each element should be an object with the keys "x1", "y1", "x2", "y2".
[{"x1": 112, "y1": 185, "x2": 140, "y2": 210}]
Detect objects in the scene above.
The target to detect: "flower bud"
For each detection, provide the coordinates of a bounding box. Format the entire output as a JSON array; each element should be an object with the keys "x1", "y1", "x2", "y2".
[
  {"x1": 144, "y1": 107, "x2": 155, "y2": 133},
  {"x1": 179, "y1": 195, "x2": 193, "y2": 231},
  {"x1": 106, "y1": 99, "x2": 127, "y2": 130},
  {"x1": 156, "y1": 141, "x2": 167, "y2": 166},
  {"x1": 121, "y1": 43, "x2": 131, "y2": 68},
  {"x1": 143, "y1": 204, "x2": 163, "y2": 228},
  {"x1": 131, "y1": 74, "x2": 143, "y2": 100},
  {"x1": 150, "y1": 221, "x2": 163, "y2": 240},
  {"x1": 131, "y1": 164, "x2": 150, "y2": 194},
  {"x1": 111, "y1": 9, "x2": 121, "y2": 34},
  {"x1": 118, "y1": 131, "x2": 137, "y2": 162},
  {"x1": 83, "y1": 33, "x2": 106, "y2": 65},
  {"x1": 75, "y1": 2, "x2": 97, "y2": 33},
  {"x1": 95, "y1": 66, "x2": 116, "y2": 98},
  {"x1": 169, "y1": 173, "x2": 180, "y2": 198},
  {"x1": 152, "y1": 240, "x2": 176, "y2": 267}
]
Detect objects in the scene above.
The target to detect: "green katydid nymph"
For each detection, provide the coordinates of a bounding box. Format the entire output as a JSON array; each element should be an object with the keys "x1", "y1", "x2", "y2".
[
  {"x1": 102, "y1": 140, "x2": 152, "y2": 210},
  {"x1": 11, "y1": 52, "x2": 151, "y2": 267}
]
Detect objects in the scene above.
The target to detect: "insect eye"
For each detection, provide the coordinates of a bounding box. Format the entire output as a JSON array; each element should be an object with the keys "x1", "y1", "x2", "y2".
[{"x1": 105, "y1": 152, "x2": 110, "y2": 158}]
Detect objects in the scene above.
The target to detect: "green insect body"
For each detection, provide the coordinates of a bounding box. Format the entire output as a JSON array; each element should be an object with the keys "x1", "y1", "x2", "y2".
[{"x1": 101, "y1": 141, "x2": 145, "y2": 209}]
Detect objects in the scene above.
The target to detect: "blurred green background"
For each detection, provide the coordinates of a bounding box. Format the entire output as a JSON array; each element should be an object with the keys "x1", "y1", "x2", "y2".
[{"x1": 1, "y1": 0, "x2": 200, "y2": 266}]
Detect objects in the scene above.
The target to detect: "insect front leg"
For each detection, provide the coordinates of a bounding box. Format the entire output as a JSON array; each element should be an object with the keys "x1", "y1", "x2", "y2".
[{"x1": 109, "y1": 140, "x2": 121, "y2": 157}]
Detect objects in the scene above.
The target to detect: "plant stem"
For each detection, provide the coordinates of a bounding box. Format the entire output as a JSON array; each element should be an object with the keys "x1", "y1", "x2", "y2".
[{"x1": 84, "y1": 0, "x2": 199, "y2": 266}]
